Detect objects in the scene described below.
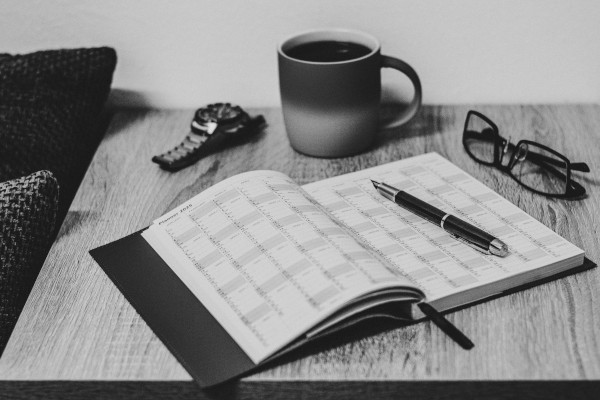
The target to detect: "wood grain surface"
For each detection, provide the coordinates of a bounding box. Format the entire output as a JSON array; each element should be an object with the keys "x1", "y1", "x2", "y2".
[{"x1": 1, "y1": 105, "x2": 599, "y2": 392}]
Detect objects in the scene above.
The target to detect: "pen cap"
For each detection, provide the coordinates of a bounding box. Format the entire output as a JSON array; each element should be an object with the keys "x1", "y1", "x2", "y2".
[
  {"x1": 443, "y1": 215, "x2": 495, "y2": 249},
  {"x1": 395, "y1": 190, "x2": 447, "y2": 224}
]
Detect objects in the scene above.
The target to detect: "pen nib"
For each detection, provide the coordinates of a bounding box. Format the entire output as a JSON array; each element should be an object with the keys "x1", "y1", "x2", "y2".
[{"x1": 370, "y1": 180, "x2": 380, "y2": 189}]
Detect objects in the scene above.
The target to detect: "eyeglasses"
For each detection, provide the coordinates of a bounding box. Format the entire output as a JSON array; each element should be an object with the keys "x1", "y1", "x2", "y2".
[{"x1": 462, "y1": 110, "x2": 589, "y2": 199}]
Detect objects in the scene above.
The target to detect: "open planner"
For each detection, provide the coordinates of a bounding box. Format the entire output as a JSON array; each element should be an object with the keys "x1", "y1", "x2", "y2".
[{"x1": 91, "y1": 152, "x2": 589, "y2": 387}]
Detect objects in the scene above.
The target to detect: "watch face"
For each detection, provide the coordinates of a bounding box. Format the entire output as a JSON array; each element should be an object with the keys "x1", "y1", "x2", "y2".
[
  {"x1": 191, "y1": 103, "x2": 248, "y2": 135},
  {"x1": 194, "y1": 103, "x2": 244, "y2": 125}
]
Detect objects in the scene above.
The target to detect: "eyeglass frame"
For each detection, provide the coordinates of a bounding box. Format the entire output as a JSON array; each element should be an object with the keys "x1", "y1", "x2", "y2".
[{"x1": 462, "y1": 110, "x2": 589, "y2": 199}]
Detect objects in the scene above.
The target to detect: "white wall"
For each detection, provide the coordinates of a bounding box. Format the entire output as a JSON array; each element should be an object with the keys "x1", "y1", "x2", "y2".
[{"x1": 1, "y1": 0, "x2": 599, "y2": 108}]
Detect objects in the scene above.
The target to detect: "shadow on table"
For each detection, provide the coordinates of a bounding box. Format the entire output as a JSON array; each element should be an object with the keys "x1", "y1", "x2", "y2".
[
  {"x1": 576, "y1": 173, "x2": 600, "y2": 188},
  {"x1": 206, "y1": 316, "x2": 410, "y2": 398},
  {"x1": 207, "y1": 257, "x2": 597, "y2": 398},
  {"x1": 373, "y1": 103, "x2": 447, "y2": 151}
]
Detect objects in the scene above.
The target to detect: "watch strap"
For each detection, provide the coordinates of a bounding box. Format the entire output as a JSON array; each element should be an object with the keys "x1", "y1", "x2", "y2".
[{"x1": 152, "y1": 112, "x2": 266, "y2": 172}]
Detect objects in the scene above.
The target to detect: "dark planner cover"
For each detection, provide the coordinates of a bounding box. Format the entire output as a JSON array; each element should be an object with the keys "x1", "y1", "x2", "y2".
[
  {"x1": 90, "y1": 230, "x2": 596, "y2": 388},
  {"x1": 90, "y1": 230, "x2": 256, "y2": 388}
]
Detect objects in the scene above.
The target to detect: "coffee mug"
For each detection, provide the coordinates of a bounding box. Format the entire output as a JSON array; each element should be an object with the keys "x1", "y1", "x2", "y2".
[{"x1": 278, "y1": 29, "x2": 422, "y2": 157}]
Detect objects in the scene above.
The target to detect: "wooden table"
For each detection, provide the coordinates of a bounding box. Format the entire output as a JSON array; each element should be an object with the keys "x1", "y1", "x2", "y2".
[{"x1": 1, "y1": 105, "x2": 600, "y2": 399}]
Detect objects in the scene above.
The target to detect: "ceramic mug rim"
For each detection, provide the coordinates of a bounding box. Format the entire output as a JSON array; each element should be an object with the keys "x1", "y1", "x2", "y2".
[{"x1": 278, "y1": 28, "x2": 380, "y2": 65}]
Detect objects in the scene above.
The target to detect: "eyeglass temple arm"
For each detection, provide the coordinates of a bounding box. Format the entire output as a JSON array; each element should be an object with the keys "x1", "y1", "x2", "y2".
[
  {"x1": 526, "y1": 151, "x2": 590, "y2": 172},
  {"x1": 464, "y1": 132, "x2": 589, "y2": 172},
  {"x1": 568, "y1": 178, "x2": 587, "y2": 197},
  {"x1": 571, "y1": 162, "x2": 590, "y2": 172},
  {"x1": 524, "y1": 153, "x2": 587, "y2": 197},
  {"x1": 465, "y1": 128, "x2": 590, "y2": 172}
]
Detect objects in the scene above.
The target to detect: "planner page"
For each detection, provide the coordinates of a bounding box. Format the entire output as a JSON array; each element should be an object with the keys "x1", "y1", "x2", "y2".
[
  {"x1": 142, "y1": 171, "x2": 421, "y2": 364},
  {"x1": 303, "y1": 152, "x2": 584, "y2": 309}
]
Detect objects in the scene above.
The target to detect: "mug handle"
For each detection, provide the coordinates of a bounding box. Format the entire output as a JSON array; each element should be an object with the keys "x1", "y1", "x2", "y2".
[{"x1": 380, "y1": 55, "x2": 422, "y2": 129}]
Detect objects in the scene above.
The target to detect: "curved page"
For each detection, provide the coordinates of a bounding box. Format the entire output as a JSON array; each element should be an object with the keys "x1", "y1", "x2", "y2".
[
  {"x1": 303, "y1": 152, "x2": 584, "y2": 309},
  {"x1": 142, "y1": 171, "x2": 420, "y2": 364}
]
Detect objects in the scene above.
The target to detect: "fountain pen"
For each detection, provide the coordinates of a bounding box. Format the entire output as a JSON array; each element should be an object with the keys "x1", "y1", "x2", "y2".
[{"x1": 371, "y1": 180, "x2": 509, "y2": 257}]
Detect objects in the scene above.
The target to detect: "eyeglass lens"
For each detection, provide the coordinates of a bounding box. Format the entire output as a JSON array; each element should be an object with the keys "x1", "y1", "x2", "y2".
[
  {"x1": 509, "y1": 143, "x2": 568, "y2": 195},
  {"x1": 464, "y1": 113, "x2": 495, "y2": 164}
]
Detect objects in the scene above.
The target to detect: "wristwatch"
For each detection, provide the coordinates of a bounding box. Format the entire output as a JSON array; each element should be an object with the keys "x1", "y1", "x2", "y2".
[{"x1": 152, "y1": 103, "x2": 266, "y2": 171}]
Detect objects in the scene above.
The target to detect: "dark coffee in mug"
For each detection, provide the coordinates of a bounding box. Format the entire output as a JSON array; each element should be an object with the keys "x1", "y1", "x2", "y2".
[{"x1": 285, "y1": 40, "x2": 372, "y2": 63}]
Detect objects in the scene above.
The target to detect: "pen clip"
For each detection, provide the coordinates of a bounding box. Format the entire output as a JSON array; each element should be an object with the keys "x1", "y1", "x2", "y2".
[{"x1": 450, "y1": 234, "x2": 490, "y2": 255}]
